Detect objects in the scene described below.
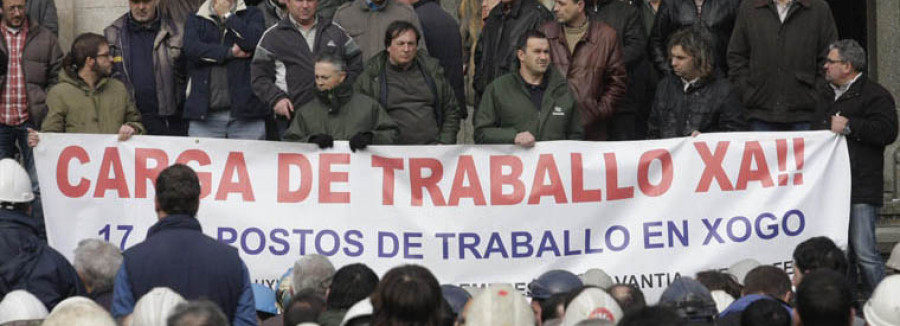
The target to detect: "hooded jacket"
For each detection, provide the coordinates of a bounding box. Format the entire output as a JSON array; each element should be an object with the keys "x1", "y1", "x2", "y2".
[
  {"x1": 182, "y1": 0, "x2": 267, "y2": 120},
  {"x1": 41, "y1": 71, "x2": 146, "y2": 134},
  {"x1": 282, "y1": 81, "x2": 398, "y2": 143},
  {"x1": 0, "y1": 209, "x2": 86, "y2": 311},
  {"x1": 474, "y1": 67, "x2": 584, "y2": 143},
  {"x1": 355, "y1": 50, "x2": 460, "y2": 144},
  {"x1": 105, "y1": 12, "x2": 186, "y2": 118},
  {"x1": 541, "y1": 20, "x2": 627, "y2": 140},
  {"x1": 0, "y1": 21, "x2": 63, "y2": 129},
  {"x1": 473, "y1": 0, "x2": 553, "y2": 97}
]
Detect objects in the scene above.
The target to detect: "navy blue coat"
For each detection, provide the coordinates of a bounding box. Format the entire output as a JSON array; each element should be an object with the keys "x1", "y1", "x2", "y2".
[
  {"x1": 0, "y1": 209, "x2": 85, "y2": 310},
  {"x1": 182, "y1": 3, "x2": 268, "y2": 120}
]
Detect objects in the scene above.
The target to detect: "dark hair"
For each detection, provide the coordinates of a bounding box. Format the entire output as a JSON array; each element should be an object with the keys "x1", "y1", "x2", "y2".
[
  {"x1": 63, "y1": 33, "x2": 108, "y2": 79},
  {"x1": 383, "y1": 21, "x2": 420, "y2": 48},
  {"x1": 608, "y1": 284, "x2": 646, "y2": 317},
  {"x1": 327, "y1": 263, "x2": 380, "y2": 310},
  {"x1": 516, "y1": 29, "x2": 548, "y2": 52},
  {"x1": 618, "y1": 306, "x2": 686, "y2": 326},
  {"x1": 695, "y1": 270, "x2": 741, "y2": 299},
  {"x1": 740, "y1": 299, "x2": 790, "y2": 326},
  {"x1": 667, "y1": 27, "x2": 715, "y2": 78},
  {"x1": 285, "y1": 290, "x2": 327, "y2": 326},
  {"x1": 155, "y1": 164, "x2": 201, "y2": 216},
  {"x1": 793, "y1": 237, "x2": 848, "y2": 275},
  {"x1": 371, "y1": 265, "x2": 443, "y2": 326},
  {"x1": 541, "y1": 292, "x2": 570, "y2": 321},
  {"x1": 316, "y1": 53, "x2": 348, "y2": 72},
  {"x1": 742, "y1": 266, "x2": 791, "y2": 298},
  {"x1": 166, "y1": 300, "x2": 229, "y2": 326},
  {"x1": 795, "y1": 269, "x2": 853, "y2": 326}
]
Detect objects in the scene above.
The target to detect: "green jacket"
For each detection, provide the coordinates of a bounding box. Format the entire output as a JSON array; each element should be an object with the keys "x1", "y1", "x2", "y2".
[
  {"x1": 355, "y1": 50, "x2": 460, "y2": 144},
  {"x1": 474, "y1": 68, "x2": 583, "y2": 143},
  {"x1": 282, "y1": 82, "x2": 398, "y2": 143},
  {"x1": 42, "y1": 72, "x2": 145, "y2": 135}
]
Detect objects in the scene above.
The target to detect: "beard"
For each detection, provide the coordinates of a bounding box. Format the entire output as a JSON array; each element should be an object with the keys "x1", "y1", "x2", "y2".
[{"x1": 92, "y1": 63, "x2": 111, "y2": 78}]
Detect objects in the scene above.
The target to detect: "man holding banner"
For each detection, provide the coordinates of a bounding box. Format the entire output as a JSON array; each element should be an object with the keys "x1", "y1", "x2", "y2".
[
  {"x1": 474, "y1": 30, "x2": 583, "y2": 147},
  {"x1": 816, "y1": 39, "x2": 898, "y2": 296}
]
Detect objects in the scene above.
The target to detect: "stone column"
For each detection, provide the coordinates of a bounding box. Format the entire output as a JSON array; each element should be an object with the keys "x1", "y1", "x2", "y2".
[
  {"x1": 873, "y1": 0, "x2": 900, "y2": 210},
  {"x1": 55, "y1": 0, "x2": 76, "y2": 50}
]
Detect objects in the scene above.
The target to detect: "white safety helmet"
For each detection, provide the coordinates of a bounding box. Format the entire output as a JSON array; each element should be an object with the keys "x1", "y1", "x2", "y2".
[
  {"x1": 0, "y1": 158, "x2": 34, "y2": 204},
  {"x1": 863, "y1": 274, "x2": 900, "y2": 326}
]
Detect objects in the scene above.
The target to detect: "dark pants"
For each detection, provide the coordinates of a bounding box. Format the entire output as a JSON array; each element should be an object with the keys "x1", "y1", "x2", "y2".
[
  {"x1": 609, "y1": 112, "x2": 638, "y2": 141},
  {"x1": 141, "y1": 114, "x2": 189, "y2": 136},
  {"x1": 750, "y1": 120, "x2": 811, "y2": 131}
]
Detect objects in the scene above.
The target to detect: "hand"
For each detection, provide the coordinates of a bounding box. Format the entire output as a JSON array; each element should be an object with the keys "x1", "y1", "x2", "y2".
[
  {"x1": 231, "y1": 44, "x2": 251, "y2": 58},
  {"x1": 514, "y1": 131, "x2": 536, "y2": 148},
  {"x1": 118, "y1": 125, "x2": 136, "y2": 141},
  {"x1": 831, "y1": 113, "x2": 849, "y2": 134},
  {"x1": 308, "y1": 134, "x2": 334, "y2": 149},
  {"x1": 214, "y1": 0, "x2": 234, "y2": 17},
  {"x1": 274, "y1": 98, "x2": 294, "y2": 118},
  {"x1": 349, "y1": 132, "x2": 374, "y2": 152},
  {"x1": 691, "y1": 130, "x2": 701, "y2": 137},
  {"x1": 27, "y1": 128, "x2": 39, "y2": 147}
]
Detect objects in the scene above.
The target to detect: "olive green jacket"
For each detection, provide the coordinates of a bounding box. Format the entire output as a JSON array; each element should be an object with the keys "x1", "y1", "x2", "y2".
[
  {"x1": 42, "y1": 71, "x2": 145, "y2": 135},
  {"x1": 354, "y1": 50, "x2": 460, "y2": 144},
  {"x1": 283, "y1": 82, "x2": 398, "y2": 143},
  {"x1": 474, "y1": 68, "x2": 583, "y2": 143}
]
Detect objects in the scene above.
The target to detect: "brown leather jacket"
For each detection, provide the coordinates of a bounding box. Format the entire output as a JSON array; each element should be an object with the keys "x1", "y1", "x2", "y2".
[{"x1": 541, "y1": 20, "x2": 627, "y2": 140}]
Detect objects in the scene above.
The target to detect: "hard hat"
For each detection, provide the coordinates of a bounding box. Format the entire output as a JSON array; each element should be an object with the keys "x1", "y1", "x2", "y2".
[
  {"x1": 886, "y1": 243, "x2": 900, "y2": 271},
  {"x1": 579, "y1": 268, "x2": 614, "y2": 290},
  {"x1": 0, "y1": 158, "x2": 34, "y2": 203},
  {"x1": 465, "y1": 284, "x2": 534, "y2": 326},
  {"x1": 441, "y1": 284, "x2": 472, "y2": 315},
  {"x1": 863, "y1": 275, "x2": 900, "y2": 326},
  {"x1": 528, "y1": 270, "x2": 583, "y2": 300}
]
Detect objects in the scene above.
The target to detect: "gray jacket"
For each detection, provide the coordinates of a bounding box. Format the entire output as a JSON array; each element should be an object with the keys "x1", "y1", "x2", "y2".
[
  {"x1": 27, "y1": 0, "x2": 57, "y2": 35},
  {"x1": 332, "y1": 0, "x2": 425, "y2": 61}
]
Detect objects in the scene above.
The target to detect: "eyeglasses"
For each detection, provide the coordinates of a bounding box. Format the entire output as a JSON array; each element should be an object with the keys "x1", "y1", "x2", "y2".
[
  {"x1": 824, "y1": 58, "x2": 846, "y2": 65},
  {"x1": 94, "y1": 52, "x2": 112, "y2": 59}
]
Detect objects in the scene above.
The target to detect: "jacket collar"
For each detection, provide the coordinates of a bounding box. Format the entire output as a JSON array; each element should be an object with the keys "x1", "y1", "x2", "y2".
[
  {"x1": 316, "y1": 80, "x2": 355, "y2": 113},
  {"x1": 197, "y1": 0, "x2": 249, "y2": 22},
  {"x1": 0, "y1": 209, "x2": 42, "y2": 235},
  {"x1": 490, "y1": 0, "x2": 526, "y2": 19},
  {"x1": 355, "y1": 0, "x2": 396, "y2": 12},
  {"x1": 146, "y1": 214, "x2": 202, "y2": 238},
  {"x1": 754, "y1": 0, "x2": 810, "y2": 8},
  {"x1": 828, "y1": 73, "x2": 867, "y2": 101},
  {"x1": 413, "y1": 0, "x2": 435, "y2": 9},
  {"x1": 545, "y1": 20, "x2": 598, "y2": 46},
  {"x1": 60, "y1": 71, "x2": 112, "y2": 94}
]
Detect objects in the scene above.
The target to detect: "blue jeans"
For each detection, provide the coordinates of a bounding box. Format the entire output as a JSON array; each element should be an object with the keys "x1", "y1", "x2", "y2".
[
  {"x1": 848, "y1": 203, "x2": 885, "y2": 296},
  {"x1": 0, "y1": 122, "x2": 43, "y2": 229},
  {"x1": 750, "y1": 120, "x2": 812, "y2": 131},
  {"x1": 188, "y1": 111, "x2": 266, "y2": 140}
]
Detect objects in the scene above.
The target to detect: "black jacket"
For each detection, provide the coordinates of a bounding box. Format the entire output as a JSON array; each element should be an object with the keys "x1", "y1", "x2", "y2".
[
  {"x1": 0, "y1": 209, "x2": 85, "y2": 310},
  {"x1": 474, "y1": 0, "x2": 553, "y2": 97},
  {"x1": 414, "y1": 0, "x2": 466, "y2": 119},
  {"x1": 647, "y1": 73, "x2": 746, "y2": 138},
  {"x1": 585, "y1": 0, "x2": 653, "y2": 116},
  {"x1": 813, "y1": 74, "x2": 898, "y2": 205},
  {"x1": 123, "y1": 214, "x2": 247, "y2": 321},
  {"x1": 649, "y1": 0, "x2": 741, "y2": 75}
]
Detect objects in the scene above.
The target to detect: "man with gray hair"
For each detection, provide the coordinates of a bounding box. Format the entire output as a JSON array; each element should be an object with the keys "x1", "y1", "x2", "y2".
[
  {"x1": 74, "y1": 239, "x2": 123, "y2": 311},
  {"x1": 166, "y1": 300, "x2": 230, "y2": 326},
  {"x1": 815, "y1": 39, "x2": 898, "y2": 297},
  {"x1": 291, "y1": 254, "x2": 335, "y2": 298}
]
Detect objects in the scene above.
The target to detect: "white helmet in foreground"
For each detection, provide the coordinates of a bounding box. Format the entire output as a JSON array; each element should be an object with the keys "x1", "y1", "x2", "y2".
[{"x1": 0, "y1": 158, "x2": 34, "y2": 204}]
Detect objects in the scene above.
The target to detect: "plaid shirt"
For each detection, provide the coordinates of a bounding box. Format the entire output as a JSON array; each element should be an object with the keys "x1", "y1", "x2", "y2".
[{"x1": 0, "y1": 22, "x2": 29, "y2": 126}]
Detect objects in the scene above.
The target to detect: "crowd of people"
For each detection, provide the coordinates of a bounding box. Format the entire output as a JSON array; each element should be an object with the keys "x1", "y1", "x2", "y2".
[{"x1": 0, "y1": 0, "x2": 899, "y2": 324}]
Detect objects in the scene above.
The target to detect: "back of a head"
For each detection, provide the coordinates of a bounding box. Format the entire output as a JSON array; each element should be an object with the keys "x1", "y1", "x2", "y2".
[
  {"x1": 285, "y1": 290, "x2": 326, "y2": 326},
  {"x1": 73, "y1": 238, "x2": 123, "y2": 294},
  {"x1": 0, "y1": 290, "x2": 48, "y2": 324},
  {"x1": 292, "y1": 254, "x2": 336, "y2": 297},
  {"x1": 42, "y1": 297, "x2": 116, "y2": 326},
  {"x1": 792, "y1": 237, "x2": 848, "y2": 275},
  {"x1": 464, "y1": 284, "x2": 534, "y2": 326},
  {"x1": 864, "y1": 274, "x2": 900, "y2": 326},
  {"x1": 155, "y1": 164, "x2": 201, "y2": 216},
  {"x1": 796, "y1": 269, "x2": 852, "y2": 326},
  {"x1": 740, "y1": 298, "x2": 790, "y2": 326},
  {"x1": 132, "y1": 287, "x2": 187, "y2": 326},
  {"x1": 742, "y1": 266, "x2": 791, "y2": 299},
  {"x1": 166, "y1": 300, "x2": 229, "y2": 326},
  {"x1": 658, "y1": 278, "x2": 717, "y2": 324},
  {"x1": 561, "y1": 287, "x2": 624, "y2": 326},
  {"x1": 328, "y1": 263, "x2": 379, "y2": 310},
  {"x1": 695, "y1": 270, "x2": 741, "y2": 299},
  {"x1": 607, "y1": 284, "x2": 645, "y2": 317},
  {"x1": 618, "y1": 306, "x2": 686, "y2": 326},
  {"x1": 529, "y1": 270, "x2": 584, "y2": 301},
  {"x1": 372, "y1": 265, "x2": 443, "y2": 326}
]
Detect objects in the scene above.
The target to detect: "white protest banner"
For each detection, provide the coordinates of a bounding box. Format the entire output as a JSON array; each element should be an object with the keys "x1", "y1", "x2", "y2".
[{"x1": 34, "y1": 131, "x2": 849, "y2": 301}]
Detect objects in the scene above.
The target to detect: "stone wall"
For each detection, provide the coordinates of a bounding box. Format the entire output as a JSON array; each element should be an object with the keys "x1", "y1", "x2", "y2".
[{"x1": 56, "y1": 0, "x2": 128, "y2": 51}]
